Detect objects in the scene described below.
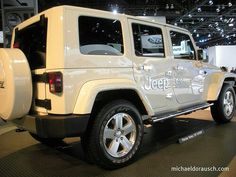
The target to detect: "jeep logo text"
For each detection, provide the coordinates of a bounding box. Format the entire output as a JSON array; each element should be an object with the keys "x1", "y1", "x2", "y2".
[{"x1": 144, "y1": 77, "x2": 170, "y2": 91}]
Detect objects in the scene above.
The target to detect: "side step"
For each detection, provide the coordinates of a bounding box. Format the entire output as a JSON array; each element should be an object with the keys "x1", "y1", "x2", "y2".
[{"x1": 149, "y1": 103, "x2": 213, "y2": 124}]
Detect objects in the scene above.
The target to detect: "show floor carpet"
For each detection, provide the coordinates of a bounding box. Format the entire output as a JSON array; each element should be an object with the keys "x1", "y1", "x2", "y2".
[{"x1": 0, "y1": 110, "x2": 236, "y2": 177}]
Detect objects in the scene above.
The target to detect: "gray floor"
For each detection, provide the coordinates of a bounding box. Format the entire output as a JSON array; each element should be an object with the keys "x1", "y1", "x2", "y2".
[{"x1": 0, "y1": 111, "x2": 236, "y2": 177}]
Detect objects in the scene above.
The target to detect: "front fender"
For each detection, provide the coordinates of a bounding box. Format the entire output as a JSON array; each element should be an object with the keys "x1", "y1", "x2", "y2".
[
  {"x1": 73, "y1": 79, "x2": 154, "y2": 115},
  {"x1": 206, "y1": 72, "x2": 236, "y2": 101}
]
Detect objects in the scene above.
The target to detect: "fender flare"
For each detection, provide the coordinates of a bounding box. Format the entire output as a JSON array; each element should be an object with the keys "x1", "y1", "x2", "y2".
[
  {"x1": 73, "y1": 79, "x2": 154, "y2": 115},
  {"x1": 206, "y1": 72, "x2": 236, "y2": 101}
]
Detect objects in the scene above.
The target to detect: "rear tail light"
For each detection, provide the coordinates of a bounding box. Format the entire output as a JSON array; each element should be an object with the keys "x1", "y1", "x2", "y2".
[
  {"x1": 48, "y1": 72, "x2": 63, "y2": 93},
  {"x1": 13, "y1": 42, "x2": 20, "y2": 48}
]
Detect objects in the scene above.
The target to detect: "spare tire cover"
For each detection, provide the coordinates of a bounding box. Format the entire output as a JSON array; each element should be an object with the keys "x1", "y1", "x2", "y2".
[{"x1": 0, "y1": 48, "x2": 32, "y2": 120}]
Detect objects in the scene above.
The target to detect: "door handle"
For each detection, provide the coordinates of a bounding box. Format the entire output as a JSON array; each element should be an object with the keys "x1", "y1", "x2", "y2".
[
  {"x1": 137, "y1": 64, "x2": 153, "y2": 71},
  {"x1": 199, "y1": 70, "x2": 207, "y2": 75},
  {"x1": 173, "y1": 65, "x2": 184, "y2": 71},
  {"x1": 165, "y1": 71, "x2": 172, "y2": 76}
]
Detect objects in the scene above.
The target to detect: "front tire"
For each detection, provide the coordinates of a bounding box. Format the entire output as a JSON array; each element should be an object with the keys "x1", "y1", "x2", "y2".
[
  {"x1": 86, "y1": 100, "x2": 144, "y2": 169},
  {"x1": 211, "y1": 84, "x2": 235, "y2": 123}
]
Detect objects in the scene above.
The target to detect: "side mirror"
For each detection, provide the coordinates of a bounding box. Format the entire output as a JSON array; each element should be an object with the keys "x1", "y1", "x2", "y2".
[{"x1": 197, "y1": 49, "x2": 204, "y2": 61}]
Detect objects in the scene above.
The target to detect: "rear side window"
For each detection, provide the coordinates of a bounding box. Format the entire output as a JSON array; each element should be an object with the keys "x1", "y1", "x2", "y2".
[
  {"x1": 132, "y1": 23, "x2": 165, "y2": 57},
  {"x1": 14, "y1": 18, "x2": 47, "y2": 70},
  {"x1": 170, "y1": 31, "x2": 196, "y2": 60},
  {"x1": 79, "y1": 16, "x2": 123, "y2": 56}
]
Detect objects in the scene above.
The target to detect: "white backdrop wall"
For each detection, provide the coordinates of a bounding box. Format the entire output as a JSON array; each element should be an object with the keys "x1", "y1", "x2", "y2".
[{"x1": 207, "y1": 45, "x2": 236, "y2": 68}]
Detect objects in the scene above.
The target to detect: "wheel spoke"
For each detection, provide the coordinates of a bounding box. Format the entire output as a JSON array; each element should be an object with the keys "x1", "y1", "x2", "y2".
[
  {"x1": 229, "y1": 96, "x2": 234, "y2": 104},
  {"x1": 123, "y1": 122, "x2": 135, "y2": 136},
  {"x1": 121, "y1": 136, "x2": 132, "y2": 152},
  {"x1": 226, "y1": 92, "x2": 230, "y2": 100},
  {"x1": 228, "y1": 105, "x2": 233, "y2": 114},
  {"x1": 104, "y1": 127, "x2": 115, "y2": 140},
  {"x1": 109, "y1": 139, "x2": 120, "y2": 155},
  {"x1": 115, "y1": 114, "x2": 123, "y2": 129},
  {"x1": 223, "y1": 99, "x2": 228, "y2": 105},
  {"x1": 226, "y1": 107, "x2": 229, "y2": 114}
]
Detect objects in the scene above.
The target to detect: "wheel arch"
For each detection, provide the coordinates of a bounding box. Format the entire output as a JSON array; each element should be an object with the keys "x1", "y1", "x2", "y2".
[
  {"x1": 91, "y1": 89, "x2": 149, "y2": 117},
  {"x1": 73, "y1": 79, "x2": 153, "y2": 116},
  {"x1": 206, "y1": 72, "x2": 236, "y2": 101}
]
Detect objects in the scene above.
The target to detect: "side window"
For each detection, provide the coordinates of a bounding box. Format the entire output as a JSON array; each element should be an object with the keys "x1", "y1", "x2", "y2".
[
  {"x1": 132, "y1": 23, "x2": 164, "y2": 57},
  {"x1": 170, "y1": 31, "x2": 196, "y2": 60},
  {"x1": 79, "y1": 16, "x2": 123, "y2": 56}
]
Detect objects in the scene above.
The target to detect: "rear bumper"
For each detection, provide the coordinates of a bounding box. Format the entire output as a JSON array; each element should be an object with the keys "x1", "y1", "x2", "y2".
[{"x1": 12, "y1": 114, "x2": 90, "y2": 138}]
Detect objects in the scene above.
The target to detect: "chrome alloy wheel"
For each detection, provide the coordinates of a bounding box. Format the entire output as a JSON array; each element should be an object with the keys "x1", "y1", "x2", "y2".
[
  {"x1": 223, "y1": 91, "x2": 234, "y2": 117},
  {"x1": 103, "y1": 113, "x2": 137, "y2": 158}
]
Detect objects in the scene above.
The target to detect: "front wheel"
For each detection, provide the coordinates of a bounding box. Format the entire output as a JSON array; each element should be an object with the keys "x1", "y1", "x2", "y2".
[
  {"x1": 86, "y1": 100, "x2": 144, "y2": 169},
  {"x1": 211, "y1": 84, "x2": 235, "y2": 123}
]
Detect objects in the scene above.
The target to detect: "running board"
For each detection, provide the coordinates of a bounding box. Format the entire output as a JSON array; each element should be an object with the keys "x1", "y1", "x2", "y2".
[{"x1": 150, "y1": 103, "x2": 213, "y2": 123}]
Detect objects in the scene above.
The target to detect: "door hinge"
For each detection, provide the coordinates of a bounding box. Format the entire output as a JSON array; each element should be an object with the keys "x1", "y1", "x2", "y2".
[
  {"x1": 35, "y1": 99, "x2": 51, "y2": 110},
  {"x1": 32, "y1": 73, "x2": 49, "y2": 83}
]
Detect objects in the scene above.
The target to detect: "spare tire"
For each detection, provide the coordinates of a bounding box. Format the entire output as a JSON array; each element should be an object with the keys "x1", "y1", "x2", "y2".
[{"x1": 0, "y1": 48, "x2": 32, "y2": 120}]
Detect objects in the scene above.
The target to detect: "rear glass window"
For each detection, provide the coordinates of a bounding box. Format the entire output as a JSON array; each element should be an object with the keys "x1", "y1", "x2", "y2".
[
  {"x1": 79, "y1": 16, "x2": 123, "y2": 56},
  {"x1": 14, "y1": 18, "x2": 47, "y2": 70}
]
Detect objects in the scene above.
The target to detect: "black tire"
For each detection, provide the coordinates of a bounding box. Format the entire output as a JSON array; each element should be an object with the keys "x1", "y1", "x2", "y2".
[
  {"x1": 85, "y1": 100, "x2": 144, "y2": 169},
  {"x1": 29, "y1": 132, "x2": 63, "y2": 145},
  {"x1": 211, "y1": 84, "x2": 235, "y2": 123}
]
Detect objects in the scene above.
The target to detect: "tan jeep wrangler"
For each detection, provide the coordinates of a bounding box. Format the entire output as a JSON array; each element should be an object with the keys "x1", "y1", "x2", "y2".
[{"x1": 0, "y1": 6, "x2": 236, "y2": 169}]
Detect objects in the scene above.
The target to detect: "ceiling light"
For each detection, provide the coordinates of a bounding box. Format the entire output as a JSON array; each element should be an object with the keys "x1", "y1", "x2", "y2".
[
  {"x1": 170, "y1": 4, "x2": 174, "y2": 9},
  {"x1": 196, "y1": 34, "x2": 199, "y2": 37},
  {"x1": 200, "y1": 18, "x2": 204, "y2": 21},
  {"x1": 193, "y1": 29, "x2": 197, "y2": 33},
  {"x1": 188, "y1": 14, "x2": 192, "y2": 18},
  {"x1": 166, "y1": 4, "x2": 169, "y2": 9},
  {"x1": 191, "y1": 21, "x2": 194, "y2": 24},
  {"x1": 197, "y1": 7, "x2": 202, "y2": 12},
  {"x1": 228, "y1": 2, "x2": 232, "y2": 7},
  {"x1": 229, "y1": 23, "x2": 234, "y2": 27},
  {"x1": 216, "y1": 7, "x2": 220, "y2": 13},
  {"x1": 209, "y1": 0, "x2": 213, "y2": 6},
  {"x1": 112, "y1": 9, "x2": 118, "y2": 14},
  {"x1": 222, "y1": 34, "x2": 225, "y2": 37},
  {"x1": 180, "y1": 19, "x2": 183, "y2": 23},
  {"x1": 143, "y1": 9, "x2": 146, "y2": 16},
  {"x1": 154, "y1": 8, "x2": 158, "y2": 16},
  {"x1": 208, "y1": 34, "x2": 211, "y2": 37},
  {"x1": 174, "y1": 23, "x2": 177, "y2": 26}
]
